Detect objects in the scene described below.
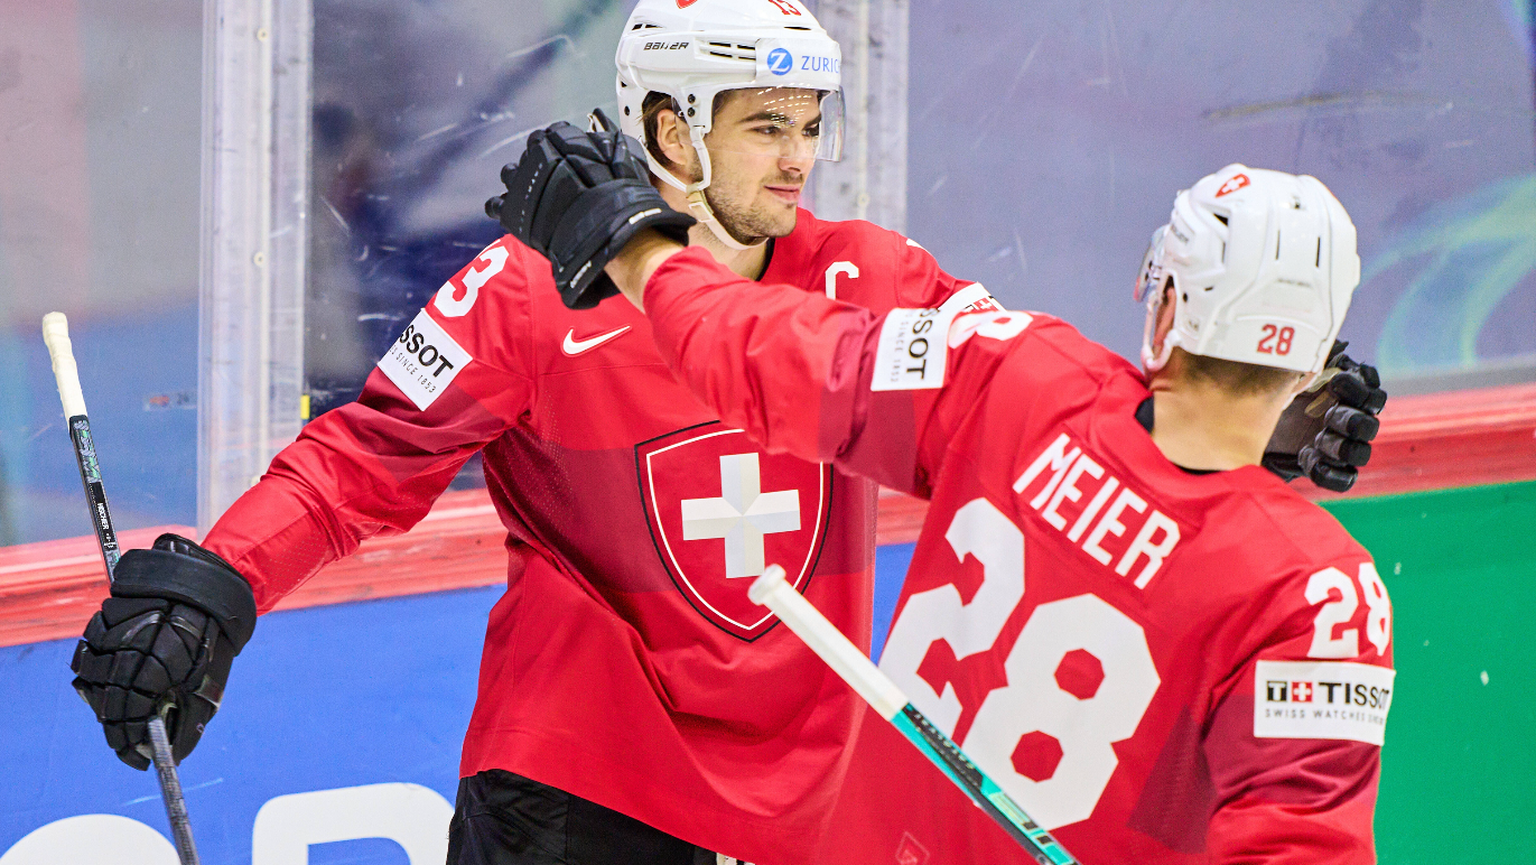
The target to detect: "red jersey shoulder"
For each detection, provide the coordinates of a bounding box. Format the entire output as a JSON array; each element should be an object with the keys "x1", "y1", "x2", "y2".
[
  {"x1": 946, "y1": 309, "x2": 1141, "y2": 399},
  {"x1": 372, "y1": 236, "x2": 541, "y2": 411},
  {"x1": 768, "y1": 208, "x2": 968, "y2": 311},
  {"x1": 430, "y1": 235, "x2": 546, "y2": 320},
  {"x1": 418, "y1": 235, "x2": 652, "y2": 374},
  {"x1": 420, "y1": 235, "x2": 546, "y2": 351},
  {"x1": 1237, "y1": 489, "x2": 1389, "y2": 654}
]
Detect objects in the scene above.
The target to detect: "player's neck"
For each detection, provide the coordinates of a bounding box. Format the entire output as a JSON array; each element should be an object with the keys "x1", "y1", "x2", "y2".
[
  {"x1": 686, "y1": 223, "x2": 771, "y2": 280},
  {"x1": 1145, "y1": 377, "x2": 1289, "y2": 472}
]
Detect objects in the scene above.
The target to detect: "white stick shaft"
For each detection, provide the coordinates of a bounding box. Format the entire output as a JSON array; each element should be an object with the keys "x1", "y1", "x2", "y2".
[
  {"x1": 42, "y1": 312, "x2": 88, "y2": 418},
  {"x1": 750, "y1": 565, "x2": 908, "y2": 720}
]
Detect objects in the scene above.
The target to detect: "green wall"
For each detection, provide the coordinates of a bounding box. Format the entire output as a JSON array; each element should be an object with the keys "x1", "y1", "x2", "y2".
[{"x1": 1322, "y1": 481, "x2": 1536, "y2": 861}]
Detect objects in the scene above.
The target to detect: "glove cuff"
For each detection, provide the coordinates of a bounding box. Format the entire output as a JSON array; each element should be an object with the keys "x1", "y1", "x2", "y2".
[{"x1": 112, "y1": 535, "x2": 258, "y2": 652}]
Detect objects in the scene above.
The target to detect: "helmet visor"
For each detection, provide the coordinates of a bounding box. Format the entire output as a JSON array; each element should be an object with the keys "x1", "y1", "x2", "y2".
[
  {"x1": 1134, "y1": 225, "x2": 1168, "y2": 304},
  {"x1": 703, "y1": 86, "x2": 844, "y2": 163}
]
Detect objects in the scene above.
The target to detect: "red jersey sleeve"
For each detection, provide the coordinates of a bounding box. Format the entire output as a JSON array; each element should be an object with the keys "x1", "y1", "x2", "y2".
[
  {"x1": 204, "y1": 238, "x2": 537, "y2": 610},
  {"x1": 1202, "y1": 548, "x2": 1393, "y2": 864},
  {"x1": 643, "y1": 247, "x2": 1017, "y2": 498}
]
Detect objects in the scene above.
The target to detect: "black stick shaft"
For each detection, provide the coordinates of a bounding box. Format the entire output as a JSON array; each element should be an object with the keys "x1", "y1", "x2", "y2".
[
  {"x1": 148, "y1": 714, "x2": 200, "y2": 865},
  {"x1": 66, "y1": 415, "x2": 120, "y2": 578},
  {"x1": 45, "y1": 312, "x2": 200, "y2": 865}
]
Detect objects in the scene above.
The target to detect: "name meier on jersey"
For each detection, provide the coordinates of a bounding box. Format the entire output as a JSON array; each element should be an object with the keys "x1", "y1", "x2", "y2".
[
  {"x1": 378, "y1": 309, "x2": 473, "y2": 410},
  {"x1": 1012, "y1": 432, "x2": 1182, "y2": 589}
]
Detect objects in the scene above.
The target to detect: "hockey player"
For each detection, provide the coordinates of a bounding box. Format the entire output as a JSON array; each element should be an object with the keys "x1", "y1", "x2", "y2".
[
  {"x1": 66, "y1": 2, "x2": 996, "y2": 863},
  {"x1": 498, "y1": 152, "x2": 1395, "y2": 862}
]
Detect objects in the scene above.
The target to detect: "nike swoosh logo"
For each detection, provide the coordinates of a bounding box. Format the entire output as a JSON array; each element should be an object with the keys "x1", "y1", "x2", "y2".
[{"x1": 562, "y1": 325, "x2": 632, "y2": 356}]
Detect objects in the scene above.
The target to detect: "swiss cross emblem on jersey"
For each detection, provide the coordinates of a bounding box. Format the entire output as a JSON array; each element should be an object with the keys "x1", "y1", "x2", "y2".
[{"x1": 637, "y1": 423, "x2": 832, "y2": 640}]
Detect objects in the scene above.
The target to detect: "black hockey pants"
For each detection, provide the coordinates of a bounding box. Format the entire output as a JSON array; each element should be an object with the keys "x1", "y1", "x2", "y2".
[{"x1": 447, "y1": 769, "x2": 742, "y2": 865}]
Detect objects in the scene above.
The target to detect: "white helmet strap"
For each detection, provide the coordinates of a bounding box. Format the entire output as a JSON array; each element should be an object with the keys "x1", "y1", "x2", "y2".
[
  {"x1": 686, "y1": 188, "x2": 767, "y2": 252},
  {"x1": 645, "y1": 120, "x2": 766, "y2": 252},
  {"x1": 1140, "y1": 280, "x2": 1180, "y2": 373}
]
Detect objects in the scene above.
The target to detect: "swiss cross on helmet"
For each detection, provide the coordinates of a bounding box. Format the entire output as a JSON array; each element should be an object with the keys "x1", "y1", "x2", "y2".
[
  {"x1": 614, "y1": 0, "x2": 845, "y2": 249},
  {"x1": 1136, "y1": 164, "x2": 1361, "y2": 375}
]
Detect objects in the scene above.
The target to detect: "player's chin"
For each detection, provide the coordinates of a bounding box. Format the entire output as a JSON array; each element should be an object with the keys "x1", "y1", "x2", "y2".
[{"x1": 755, "y1": 202, "x2": 800, "y2": 238}]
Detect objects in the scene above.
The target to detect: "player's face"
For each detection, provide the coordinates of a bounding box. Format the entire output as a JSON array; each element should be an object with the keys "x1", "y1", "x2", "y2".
[{"x1": 700, "y1": 88, "x2": 823, "y2": 242}]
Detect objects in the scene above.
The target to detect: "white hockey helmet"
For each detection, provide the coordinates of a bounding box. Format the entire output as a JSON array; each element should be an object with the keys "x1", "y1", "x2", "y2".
[
  {"x1": 615, "y1": 0, "x2": 844, "y2": 249},
  {"x1": 1135, "y1": 164, "x2": 1361, "y2": 375}
]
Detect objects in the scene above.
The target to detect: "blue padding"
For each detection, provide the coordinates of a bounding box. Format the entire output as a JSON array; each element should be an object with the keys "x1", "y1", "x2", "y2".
[
  {"x1": 872, "y1": 542, "x2": 915, "y2": 663},
  {"x1": 2, "y1": 545, "x2": 917, "y2": 863},
  {"x1": 0, "y1": 586, "x2": 498, "y2": 863}
]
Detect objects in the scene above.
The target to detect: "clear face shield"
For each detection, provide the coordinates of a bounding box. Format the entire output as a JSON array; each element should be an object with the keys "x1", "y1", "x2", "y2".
[
  {"x1": 1134, "y1": 225, "x2": 1168, "y2": 307},
  {"x1": 1136, "y1": 224, "x2": 1176, "y2": 372},
  {"x1": 698, "y1": 86, "x2": 845, "y2": 165}
]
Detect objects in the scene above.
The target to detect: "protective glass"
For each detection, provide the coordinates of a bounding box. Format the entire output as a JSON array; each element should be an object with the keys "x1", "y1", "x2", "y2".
[{"x1": 703, "y1": 87, "x2": 844, "y2": 162}]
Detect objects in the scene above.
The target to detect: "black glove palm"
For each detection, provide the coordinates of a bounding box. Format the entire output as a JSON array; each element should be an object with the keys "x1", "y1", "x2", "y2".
[
  {"x1": 71, "y1": 533, "x2": 257, "y2": 769},
  {"x1": 485, "y1": 109, "x2": 695, "y2": 309},
  {"x1": 1264, "y1": 341, "x2": 1388, "y2": 493}
]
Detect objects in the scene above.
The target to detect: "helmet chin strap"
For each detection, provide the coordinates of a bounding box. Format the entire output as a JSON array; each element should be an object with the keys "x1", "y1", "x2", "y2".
[
  {"x1": 685, "y1": 187, "x2": 768, "y2": 251},
  {"x1": 639, "y1": 113, "x2": 770, "y2": 252},
  {"x1": 684, "y1": 132, "x2": 766, "y2": 252}
]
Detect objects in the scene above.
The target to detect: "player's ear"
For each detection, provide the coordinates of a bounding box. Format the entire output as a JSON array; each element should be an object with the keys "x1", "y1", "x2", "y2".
[
  {"x1": 1290, "y1": 369, "x2": 1319, "y2": 396},
  {"x1": 654, "y1": 107, "x2": 698, "y2": 180}
]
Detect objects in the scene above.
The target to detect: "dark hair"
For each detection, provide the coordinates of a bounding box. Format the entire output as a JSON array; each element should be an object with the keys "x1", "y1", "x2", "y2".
[
  {"x1": 1175, "y1": 348, "x2": 1304, "y2": 396},
  {"x1": 640, "y1": 91, "x2": 683, "y2": 170},
  {"x1": 639, "y1": 90, "x2": 739, "y2": 172}
]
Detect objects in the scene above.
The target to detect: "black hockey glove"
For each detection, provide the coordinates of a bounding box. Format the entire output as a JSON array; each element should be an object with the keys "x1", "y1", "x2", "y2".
[
  {"x1": 1263, "y1": 341, "x2": 1388, "y2": 493},
  {"x1": 485, "y1": 108, "x2": 695, "y2": 310},
  {"x1": 70, "y1": 533, "x2": 257, "y2": 770}
]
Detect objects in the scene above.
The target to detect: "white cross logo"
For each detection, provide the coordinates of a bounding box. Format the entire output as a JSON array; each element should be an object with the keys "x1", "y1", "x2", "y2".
[{"x1": 681, "y1": 453, "x2": 801, "y2": 579}]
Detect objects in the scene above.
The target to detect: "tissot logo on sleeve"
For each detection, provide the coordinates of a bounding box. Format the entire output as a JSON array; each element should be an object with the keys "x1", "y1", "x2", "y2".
[
  {"x1": 1254, "y1": 659, "x2": 1395, "y2": 745},
  {"x1": 377, "y1": 310, "x2": 472, "y2": 410},
  {"x1": 870, "y1": 307, "x2": 959, "y2": 391}
]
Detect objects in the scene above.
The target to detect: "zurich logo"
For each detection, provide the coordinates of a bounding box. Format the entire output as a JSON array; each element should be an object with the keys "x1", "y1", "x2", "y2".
[{"x1": 766, "y1": 48, "x2": 793, "y2": 76}]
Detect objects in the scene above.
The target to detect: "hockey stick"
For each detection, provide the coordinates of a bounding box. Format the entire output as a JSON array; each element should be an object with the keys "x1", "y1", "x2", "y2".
[
  {"x1": 43, "y1": 312, "x2": 202, "y2": 865},
  {"x1": 750, "y1": 566, "x2": 1077, "y2": 865}
]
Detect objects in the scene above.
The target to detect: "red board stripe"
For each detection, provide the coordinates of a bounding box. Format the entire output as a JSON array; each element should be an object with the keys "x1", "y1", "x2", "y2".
[{"x1": 4, "y1": 382, "x2": 1533, "y2": 649}]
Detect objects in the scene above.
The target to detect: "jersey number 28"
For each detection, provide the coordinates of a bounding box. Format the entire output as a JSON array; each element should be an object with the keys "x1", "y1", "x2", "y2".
[{"x1": 879, "y1": 498, "x2": 1161, "y2": 829}]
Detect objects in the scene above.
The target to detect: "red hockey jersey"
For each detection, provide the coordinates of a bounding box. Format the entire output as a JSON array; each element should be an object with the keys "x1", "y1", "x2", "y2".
[
  {"x1": 641, "y1": 247, "x2": 1395, "y2": 864},
  {"x1": 201, "y1": 210, "x2": 985, "y2": 862}
]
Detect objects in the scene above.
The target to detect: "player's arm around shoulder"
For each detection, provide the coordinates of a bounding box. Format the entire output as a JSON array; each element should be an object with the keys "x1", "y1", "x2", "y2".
[{"x1": 1205, "y1": 523, "x2": 1394, "y2": 864}]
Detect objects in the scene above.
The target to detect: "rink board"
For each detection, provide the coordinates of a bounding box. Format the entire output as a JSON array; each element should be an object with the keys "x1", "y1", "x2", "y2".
[{"x1": 1, "y1": 482, "x2": 1532, "y2": 863}]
